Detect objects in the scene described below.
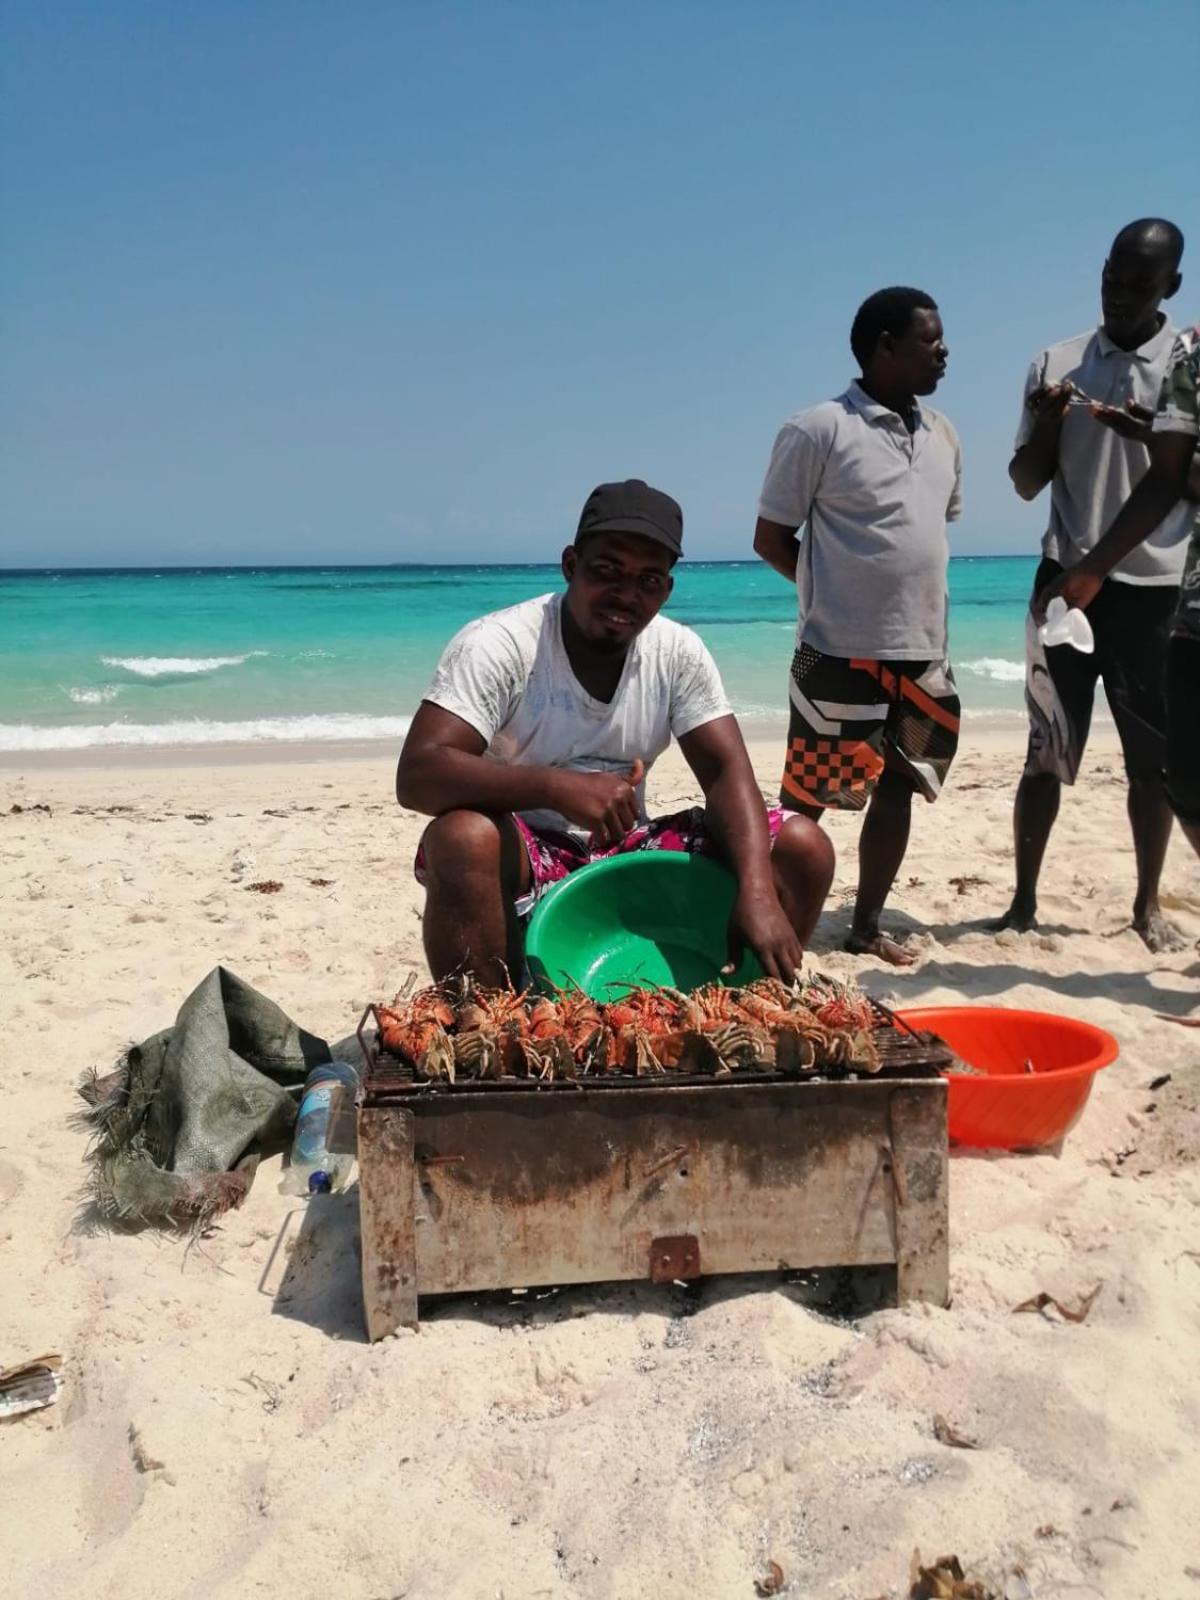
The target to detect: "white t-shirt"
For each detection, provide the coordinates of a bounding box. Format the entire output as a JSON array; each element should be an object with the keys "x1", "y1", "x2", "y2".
[{"x1": 422, "y1": 592, "x2": 732, "y2": 838}]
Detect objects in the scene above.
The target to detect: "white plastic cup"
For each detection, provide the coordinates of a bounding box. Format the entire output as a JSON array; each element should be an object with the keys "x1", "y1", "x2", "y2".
[{"x1": 1038, "y1": 596, "x2": 1094, "y2": 654}]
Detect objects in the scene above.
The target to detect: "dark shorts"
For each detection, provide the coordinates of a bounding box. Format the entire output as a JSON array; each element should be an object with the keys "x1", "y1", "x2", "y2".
[
  {"x1": 415, "y1": 804, "x2": 797, "y2": 919},
  {"x1": 1165, "y1": 634, "x2": 1200, "y2": 825},
  {"x1": 1024, "y1": 557, "x2": 1175, "y2": 785},
  {"x1": 781, "y1": 645, "x2": 961, "y2": 812}
]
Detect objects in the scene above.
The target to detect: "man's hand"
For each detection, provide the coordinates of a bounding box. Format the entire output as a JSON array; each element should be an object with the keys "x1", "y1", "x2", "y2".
[
  {"x1": 1090, "y1": 399, "x2": 1154, "y2": 445},
  {"x1": 1011, "y1": 381, "x2": 1075, "y2": 501},
  {"x1": 1033, "y1": 561, "x2": 1104, "y2": 624},
  {"x1": 723, "y1": 881, "x2": 806, "y2": 983},
  {"x1": 1025, "y1": 380, "x2": 1074, "y2": 422},
  {"x1": 550, "y1": 759, "x2": 646, "y2": 848}
]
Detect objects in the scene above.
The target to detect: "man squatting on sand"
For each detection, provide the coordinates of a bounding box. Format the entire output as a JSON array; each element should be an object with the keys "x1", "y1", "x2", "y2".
[
  {"x1": 753, "y1": 287, "x2": 962, "y2": 967},
  {"x1": 396, "y1": 479, "x2": 835, "y2": 986},
  {"x1": 996, "y1": 219, "x2": 1200, "y2": 950}
]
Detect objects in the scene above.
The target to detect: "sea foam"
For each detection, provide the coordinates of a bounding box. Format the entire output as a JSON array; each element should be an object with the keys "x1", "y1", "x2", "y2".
[
  {"x1": 0, "y1": 713, "x2": 412, "y2": 752},
  {"x1": 100, "y1": 652, "x2": 265, "y2": 677},
  {"x1": 65, "y1": 685, "x2": 123, "y2": 705},
  {"x1": 960, "y1": 657, "x2": 1026, "y2": 684}
]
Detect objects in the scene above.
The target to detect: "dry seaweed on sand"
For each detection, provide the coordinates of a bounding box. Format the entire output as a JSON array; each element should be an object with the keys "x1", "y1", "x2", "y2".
[
  {"x1": 932, "y1": 1413, "x2": 980, "y2": 1449},
  {"x1": 1012, "y1": 1282, "x2": 1103, "y2": 1323},
  {"x1": 907, "y1": 1551, "x2": 998, "y2": 1600}
]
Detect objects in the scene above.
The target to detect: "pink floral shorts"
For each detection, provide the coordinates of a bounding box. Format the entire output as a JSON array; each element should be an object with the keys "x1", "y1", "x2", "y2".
[{"x1": 415, "y1": 805, "x2": 795, "y2": 919}]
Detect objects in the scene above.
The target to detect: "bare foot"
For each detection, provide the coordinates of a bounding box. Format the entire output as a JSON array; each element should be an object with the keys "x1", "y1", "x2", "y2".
[
  {"x1": 845, "y1": 929, "x2": 917, "y2": 966},
  {"x1": 1133, "y1": 906, "x2": 1188, "y2": 954},
  {"x1": 990, "y1": 899, "x2": 1038, "y2": 934}
]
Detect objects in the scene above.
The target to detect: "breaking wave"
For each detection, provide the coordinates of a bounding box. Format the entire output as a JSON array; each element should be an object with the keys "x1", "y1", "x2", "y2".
[
  {"x1": 0, "y1": 713, "x2": 412, "y2": 752},
  {"x1": 959, "y1": 656, "x2": 1026, "y2": 684},
  {"x1": 100, "y1": 652, "x2": 266, "y2": 677}
]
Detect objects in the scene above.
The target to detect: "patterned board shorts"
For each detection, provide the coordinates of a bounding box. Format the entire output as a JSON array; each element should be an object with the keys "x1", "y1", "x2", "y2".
[
  {"x1": 781, "y1": 644, "x2": 961, "y2": 812},
  {"x1": 415, "y1": 804, "x2": 797, "y2": 919}
]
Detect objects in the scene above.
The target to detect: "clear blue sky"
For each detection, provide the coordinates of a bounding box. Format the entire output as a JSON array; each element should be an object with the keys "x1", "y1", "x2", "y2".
[{"x1": 3, "y1": 1, "x2": 1196, "y2": 567}]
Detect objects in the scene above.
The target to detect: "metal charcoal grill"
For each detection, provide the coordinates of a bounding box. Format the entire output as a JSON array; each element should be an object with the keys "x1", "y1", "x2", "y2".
[{"x1": 355, "y1": 992, "x2": 951, "y2": 1338}]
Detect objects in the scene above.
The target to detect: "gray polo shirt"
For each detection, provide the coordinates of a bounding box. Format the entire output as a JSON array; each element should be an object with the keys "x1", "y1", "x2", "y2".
[
  {"x1": 758, "y1": 381, "x2": 962, "y2": 660},
  {"x1": 1014, "y1": 320, "x2": 1191, "y2": 584}
]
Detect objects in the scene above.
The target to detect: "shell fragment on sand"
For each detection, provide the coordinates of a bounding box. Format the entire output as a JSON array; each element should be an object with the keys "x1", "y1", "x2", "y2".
[{"x1": 0, "y1": 1354, "x2": 63, "y2": 1419}]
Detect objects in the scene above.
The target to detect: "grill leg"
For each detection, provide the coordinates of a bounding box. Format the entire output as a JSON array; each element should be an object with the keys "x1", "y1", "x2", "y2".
[
  {"x1": 888, "y1": 1087, "x2": 949, "y2": 1307},
  {"x1": 358, "y1": 1107, "x2": 419, "y2": 1338}
]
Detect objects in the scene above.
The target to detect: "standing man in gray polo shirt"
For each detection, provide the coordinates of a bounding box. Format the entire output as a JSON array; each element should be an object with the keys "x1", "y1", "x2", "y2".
[
  {"x1": 995, "y1": 219, "x2": 1192, "y2": 952},
  {"x1": 753, "y1": 287, "x2": 962, "y2": 965}
]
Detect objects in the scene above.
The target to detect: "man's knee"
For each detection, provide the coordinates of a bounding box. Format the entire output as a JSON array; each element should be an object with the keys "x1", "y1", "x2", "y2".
[
  {"x1": 421, "y1": 809, "x2": 506, "y2": 881},
  {"x1": 775, "y1": 813, "x2": 836, "y2": 887},
  {"x1": 1021, "y1": 769, "x2": 1061, "y2": 792}
]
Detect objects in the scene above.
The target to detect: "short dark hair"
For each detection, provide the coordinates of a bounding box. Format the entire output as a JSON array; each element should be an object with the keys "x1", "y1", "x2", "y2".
[
  {"x1": 1111, "y1": 218, "x2": 1185, "y2": 272},
  {"x1": 850, "y1": 287, "x2": 938, "y2": 369}
]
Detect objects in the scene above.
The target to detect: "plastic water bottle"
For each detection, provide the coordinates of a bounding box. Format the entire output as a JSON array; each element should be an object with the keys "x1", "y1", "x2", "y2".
[{"x1": 280, "y1": 1060, "x2": 360, "y2": 1196}]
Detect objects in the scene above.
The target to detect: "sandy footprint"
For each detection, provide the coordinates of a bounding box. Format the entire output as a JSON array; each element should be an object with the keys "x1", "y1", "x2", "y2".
[{"x1": 0, "y1": 1155, "x2": 26, "y2": 1205}]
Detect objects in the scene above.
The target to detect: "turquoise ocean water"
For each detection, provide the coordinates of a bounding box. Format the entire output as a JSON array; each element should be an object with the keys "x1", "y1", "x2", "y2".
[{"x1": 0, "y1": 559, "x2": 1036, "y2": 752}]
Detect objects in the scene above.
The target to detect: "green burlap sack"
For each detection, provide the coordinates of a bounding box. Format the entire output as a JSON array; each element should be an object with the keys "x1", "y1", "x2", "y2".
[{"x1": 79, "y1": 965, "x2": 331, "y2": 1225}]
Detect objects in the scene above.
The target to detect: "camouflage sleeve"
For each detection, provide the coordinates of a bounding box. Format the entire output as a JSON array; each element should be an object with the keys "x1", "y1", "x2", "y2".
[{"x1": 1153, "y1": 328, "x2": 1200, "y2": 436}]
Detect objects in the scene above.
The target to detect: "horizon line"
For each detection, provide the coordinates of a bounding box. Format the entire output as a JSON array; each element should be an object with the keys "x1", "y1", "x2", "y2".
[{"x1": 1, "y1": 553, "x2": 1035, "y2": 576}]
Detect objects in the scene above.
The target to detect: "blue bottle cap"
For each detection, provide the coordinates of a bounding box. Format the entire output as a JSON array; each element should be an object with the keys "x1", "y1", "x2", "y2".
[{"x1": 308, "y1": 1170, "x2": 333, "y2": 1195}]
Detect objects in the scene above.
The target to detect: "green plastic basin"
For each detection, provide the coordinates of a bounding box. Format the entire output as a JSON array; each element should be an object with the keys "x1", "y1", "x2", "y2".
[{"x1": 525, "y1": 852, "x2": 762, "y2": 998}]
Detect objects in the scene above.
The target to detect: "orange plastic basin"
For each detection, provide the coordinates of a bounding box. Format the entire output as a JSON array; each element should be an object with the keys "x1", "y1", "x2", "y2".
[{"x1": 896, "y1": 1006, "x2": 1119, "y2": 1150}]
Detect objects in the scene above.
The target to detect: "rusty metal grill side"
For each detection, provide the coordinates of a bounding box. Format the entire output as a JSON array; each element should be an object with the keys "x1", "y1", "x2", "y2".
[{"x1": 357, "y1": 1074, "x2": 949, "y2": 1335}]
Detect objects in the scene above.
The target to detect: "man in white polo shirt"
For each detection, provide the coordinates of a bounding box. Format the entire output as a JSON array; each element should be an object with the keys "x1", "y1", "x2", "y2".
[
  {"x1": 995, "y1": 219, "x2": 1192, "y2": 952},
  {"x1": 753, "y1": 287, "x2": 962, "y2": 965}
]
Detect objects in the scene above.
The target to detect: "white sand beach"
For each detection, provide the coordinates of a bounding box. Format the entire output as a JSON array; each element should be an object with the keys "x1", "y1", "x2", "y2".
[{"x1": 2, "y1": 729, "x2": 1199, "y2": 1599}]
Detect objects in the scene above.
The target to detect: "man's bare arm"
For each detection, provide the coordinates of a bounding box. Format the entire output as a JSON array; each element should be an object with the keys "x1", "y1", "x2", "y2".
[
  {"x1": 396, "y1": 702, "x2": 645, "y2": 847},
  {"x1": 753, "y1": 517, "x2": 801, "y2": 582},
  {"x1": 1035, "y1": 431, "x2": 1197, "y2": 618},
  {"x1": 397, "y1": 702, "x2": 547, "y2": 814},
  {"x1": 1009, "y1": 382, "x2": 1072, "y2": 501},
  {"x1": 679, "y1": 714, "x2": 806, "y2": 980}
]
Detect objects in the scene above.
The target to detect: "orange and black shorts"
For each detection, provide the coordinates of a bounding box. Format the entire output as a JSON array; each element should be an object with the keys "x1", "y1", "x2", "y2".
[{"x1": 781, "y1": 644, "x2": 961, "y2": 812}]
